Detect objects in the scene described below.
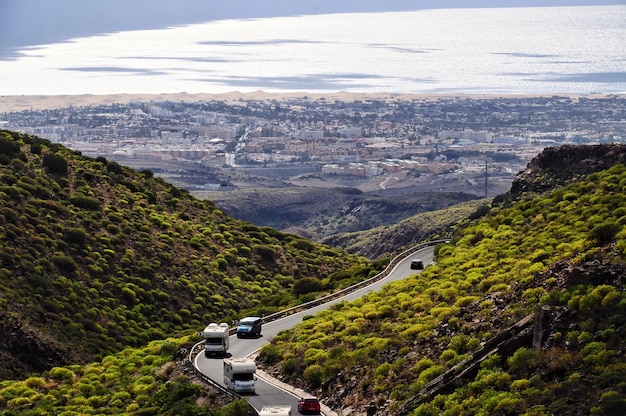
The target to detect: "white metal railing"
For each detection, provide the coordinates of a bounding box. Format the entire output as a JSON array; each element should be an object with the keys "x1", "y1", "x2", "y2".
[{"x1": 188, "y1": 239, "x2": 446, "y2": 414}]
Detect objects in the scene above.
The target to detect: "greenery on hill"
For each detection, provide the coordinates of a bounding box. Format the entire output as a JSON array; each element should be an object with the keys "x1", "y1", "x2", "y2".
[
  {"x1": 258, "y1": 156, "x2": 626, "y2": 415},
  {"x1": 4, "y1": 130, "x2": 625, "y2": 416},
  {"x1": 0, "y1": 336, "x2": 253, "y2": 415},
  {"x1": 205, "y1": 187, "x2": 478, "y2": 248},
  {"x1": 321, "y1": 199, "x2": 491, "y2": 259},
  {"x1": 0, "y1": 130, "x2": 372, "y2": 381}
]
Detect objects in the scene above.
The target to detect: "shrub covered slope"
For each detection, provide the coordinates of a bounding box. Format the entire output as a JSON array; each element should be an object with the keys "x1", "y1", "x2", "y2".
[
  {"x1": 208, "y1": 187, "x2": 479, "y2": 251},
  {"x1": 321, "y1": 198, "x2": 490, "y2": 260},
  {"x1": 0, "y1": 130, "x2": 370, "y2": 380},
  {"x1": 0, "y1": 335, "x2": 250, "y2": 416},
  {"x1": 258, "y1": 144, "x2": 626, "y2": 415}
]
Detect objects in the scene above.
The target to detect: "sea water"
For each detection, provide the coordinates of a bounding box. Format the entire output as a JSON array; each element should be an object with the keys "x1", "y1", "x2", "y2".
[{"x1": 1, "y1": 5, "x2": 624, "y2": 96}]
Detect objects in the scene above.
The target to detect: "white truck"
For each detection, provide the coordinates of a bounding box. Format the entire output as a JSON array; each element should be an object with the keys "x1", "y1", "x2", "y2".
[
  {"x1": 259, "y1": 405, "x2": 292, "y2": 416},
  {"x1": 201, "y1": 322, "x2": 230, "y2": 357},
  {"x1": 223, "y1": 357, "x2": 257, "y2": 394}
]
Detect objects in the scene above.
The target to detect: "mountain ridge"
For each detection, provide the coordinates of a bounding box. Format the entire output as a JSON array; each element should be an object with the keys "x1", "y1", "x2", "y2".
[
  {"x1": 0, "y1": 129, "x2": 370, "y2": 381},
  {"x1": 207, "y1": 186, "x2": 480, "y2": 257},
  {"x1": 1, "y1": 136, "x2": 626, "y2": 415},
  {"x1": 257, "y1": 143, "x2": 626, "y2": 415}
]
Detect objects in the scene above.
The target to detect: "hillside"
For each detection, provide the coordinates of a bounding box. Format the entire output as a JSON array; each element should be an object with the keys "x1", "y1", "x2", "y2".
[
  {"x1": 257, "y1": 144, "x2": 626, "y2": 415},
  {"x1": 0, "y1": 130, "x2": 371, "y2": 381},
  {"x1": 321, "y1": 199, "x2": 490, "y2": 259},
  {"x1": 205, "y1": 186, "x2": 479, "y2": 249},
  {"x1": 2, "y1": 137, "x2": 625, "y2": 415}
]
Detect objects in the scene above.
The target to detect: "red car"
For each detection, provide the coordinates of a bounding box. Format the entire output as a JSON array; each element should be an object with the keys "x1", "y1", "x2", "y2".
[{"x1": 297, "y1": 396, "x2": 321, "y2": 414}]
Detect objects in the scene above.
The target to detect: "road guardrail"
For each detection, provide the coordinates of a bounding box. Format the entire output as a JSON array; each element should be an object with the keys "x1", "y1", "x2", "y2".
[
  {"x1": 188, "y1": 239, "x2": 447, "y2": 414},
  {"x1": 257, "y1": 239, "x2": 446, "y2": 325}
]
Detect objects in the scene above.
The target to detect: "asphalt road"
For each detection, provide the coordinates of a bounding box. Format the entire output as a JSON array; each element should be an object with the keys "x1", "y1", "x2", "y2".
[{"x1": 195, "y1": 245, "x2": 435, "y2": 413}]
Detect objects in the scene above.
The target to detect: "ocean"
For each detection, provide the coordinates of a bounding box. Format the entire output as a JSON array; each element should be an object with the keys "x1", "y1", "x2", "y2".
[{"x1": 1, "y1": 5, "x2": 625, "y2": 96}]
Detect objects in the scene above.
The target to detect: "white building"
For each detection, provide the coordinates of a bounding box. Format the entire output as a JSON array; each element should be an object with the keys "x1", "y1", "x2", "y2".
[
  {"x1": 300, "y1": 130, "x2": 324, "y2": 140},
  {"x1": 440, "y1": 130, "x2": 493, "y2": 143},
  {"x1": 340, "y1": 127, "x2": 362, "y2": 138}
]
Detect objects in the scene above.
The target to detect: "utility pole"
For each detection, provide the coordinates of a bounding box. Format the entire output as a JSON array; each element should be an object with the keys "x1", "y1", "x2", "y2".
[{"x1": 484, "y1": 158, "x2": 490, "y2": 198}]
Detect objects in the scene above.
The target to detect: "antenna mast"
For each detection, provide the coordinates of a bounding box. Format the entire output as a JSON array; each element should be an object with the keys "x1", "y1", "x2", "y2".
[{"x1": 484, "y1": 159, "x2": 488, "y2": 198}]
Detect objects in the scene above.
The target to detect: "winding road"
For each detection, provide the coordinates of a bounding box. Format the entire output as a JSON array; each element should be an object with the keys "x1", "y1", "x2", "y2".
[{"x1": 194, "y1": 245, "x2": 436, "y2": 413}]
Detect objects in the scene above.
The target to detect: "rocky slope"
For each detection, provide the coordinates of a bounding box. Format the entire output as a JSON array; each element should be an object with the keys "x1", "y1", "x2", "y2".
[
  {"x1": 257, "y1": 143, "x2": 626, "y2": 416},
  {"x1": 509, "y1": 143, "x2": 626, "y2": 196},
  {"x1": 206, "y1": 186, "x2": 479, "y2": 254}
]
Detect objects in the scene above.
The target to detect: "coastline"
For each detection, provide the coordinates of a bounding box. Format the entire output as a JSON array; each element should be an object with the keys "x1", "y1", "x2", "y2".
[{"x1": 0, "y1": 91, "x2": 618, "y2": 113}]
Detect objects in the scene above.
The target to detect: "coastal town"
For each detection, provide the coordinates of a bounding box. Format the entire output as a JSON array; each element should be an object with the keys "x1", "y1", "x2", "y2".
[{"x1": 1, "y1": 93, "x2": 625, "y2": 197}]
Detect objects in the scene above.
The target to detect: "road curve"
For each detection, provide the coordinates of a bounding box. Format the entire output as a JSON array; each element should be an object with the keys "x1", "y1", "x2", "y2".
[{"x1": 195, "y1": 245, "x2": 436, "y2": 412}]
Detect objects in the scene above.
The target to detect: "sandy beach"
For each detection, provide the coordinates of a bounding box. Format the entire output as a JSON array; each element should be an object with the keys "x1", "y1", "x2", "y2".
[{"x1": 1, "y1": 91, "x2": 609, "y2": 114}]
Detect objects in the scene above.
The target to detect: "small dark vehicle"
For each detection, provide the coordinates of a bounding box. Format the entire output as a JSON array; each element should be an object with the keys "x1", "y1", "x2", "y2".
[
  {"x1": 410, "y1": 259, "x2": 424, "y2": 270},
  {"x1": 237, "y1": 316, "x2": 262, "y2": 338}
]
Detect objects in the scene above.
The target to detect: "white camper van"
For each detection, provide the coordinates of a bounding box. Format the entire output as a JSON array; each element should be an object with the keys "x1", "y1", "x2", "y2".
[
  {"x1": 202, "y1": 322, "x2": 229, "y2": 357},
  {"x1": 259, "y1": 405, "x2": 292, "y2": 415},
  {"x1": 223, "y1": 357, "x2": 257, "y2": 394}
]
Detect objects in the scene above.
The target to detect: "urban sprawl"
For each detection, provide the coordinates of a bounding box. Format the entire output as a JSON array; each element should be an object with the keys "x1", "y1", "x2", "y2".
[{"x1": 2, "y1": 94, "x2": 625, "y2": 197}]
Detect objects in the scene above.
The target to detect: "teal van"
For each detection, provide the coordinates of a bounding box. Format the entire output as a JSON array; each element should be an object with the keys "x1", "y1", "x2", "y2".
[{"x1": 236, "y1": 317, "x2": 262, "y2": 338}]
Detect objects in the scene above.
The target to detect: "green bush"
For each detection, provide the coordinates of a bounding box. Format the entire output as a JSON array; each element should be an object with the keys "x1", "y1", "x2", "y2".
[
  {"x1": 43, "y1": 153, "x2": 68, "y2": 174},
  {"x1": 48, "y1": 367, "x2": 75, "y2": 381},
  {"x1": 63, "y1": 227, "x2": 87, "y2": 245},
  {"x1": 303, "y1": 364, "x2": 323, "y2": 387},
  {"x1": 590, "y1": 222, "x2": 621, "y2": 245},
  {"x1": 52, "y1": 254, "x2": 78, "y2": 273},
  {"x1": 293, "y1": 277, "x2": 323, "y2": 295},
  {"x1": 0, "y1": 134, "x2": 21, "y2": 156},
  {"x1": 69, "y1": 194, "x2": 101, "y2": 210}
]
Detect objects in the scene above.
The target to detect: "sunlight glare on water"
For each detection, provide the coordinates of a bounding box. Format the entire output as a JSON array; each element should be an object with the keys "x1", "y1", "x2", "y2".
[{"x1": 1, "y1": 6, "x2": 625, "y2": 95}]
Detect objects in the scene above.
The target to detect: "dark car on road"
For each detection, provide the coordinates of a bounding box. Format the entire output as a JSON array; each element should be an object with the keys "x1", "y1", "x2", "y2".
[
  {"x1": 236, "y1": 316, "x2": 262, "y2": 338},
  {"x1": 410, "y1": 259, "x2": 424, "y2": 270}
]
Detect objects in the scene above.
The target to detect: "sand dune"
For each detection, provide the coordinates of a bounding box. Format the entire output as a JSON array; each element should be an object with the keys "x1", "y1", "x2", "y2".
[{"x1": 1, "y1": 91, "x2": 603, "y2": 113}]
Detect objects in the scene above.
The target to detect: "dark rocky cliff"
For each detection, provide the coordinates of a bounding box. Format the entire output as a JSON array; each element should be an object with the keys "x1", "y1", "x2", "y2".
[{"x1": 510, "y1": 144, "x2": 626, "y2": 196}]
